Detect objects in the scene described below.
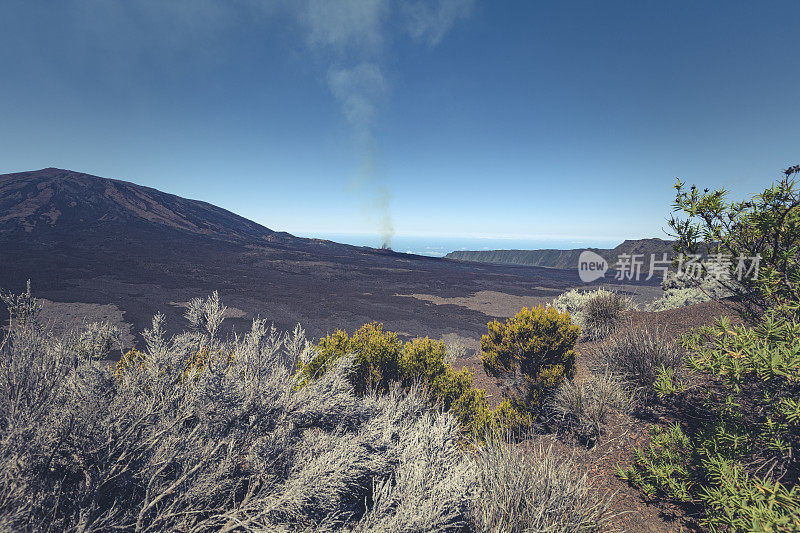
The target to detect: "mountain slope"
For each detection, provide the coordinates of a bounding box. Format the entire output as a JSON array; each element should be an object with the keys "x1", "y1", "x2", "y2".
[
  {"x1": 0, "y1": 168, "x2": 619, "y2": 349},
  {"x1": 0, "y1": 168, "x2": 663, "y2": 355},
  {"x1": 0, "y1": 168, "x2": 293, "y2": 244}
]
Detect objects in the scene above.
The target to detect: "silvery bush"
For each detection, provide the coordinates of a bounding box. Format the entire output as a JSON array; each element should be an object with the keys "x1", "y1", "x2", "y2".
[{"x1": 0, "y1": 287, "x2": 607, "y2": 532}]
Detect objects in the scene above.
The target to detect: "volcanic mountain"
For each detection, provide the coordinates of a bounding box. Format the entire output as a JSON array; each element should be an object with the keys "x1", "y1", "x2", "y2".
[
  {"x1": 0, "y1": 168, "x2": 295, "y2": 245},
  {"x1": 0, "y1": 168, "x2": 660, "y2": 352}
]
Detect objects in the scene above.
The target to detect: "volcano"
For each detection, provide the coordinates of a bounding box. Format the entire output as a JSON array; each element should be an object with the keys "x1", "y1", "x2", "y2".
[
  {"x1": 0, "y1": 168, "x2": 296, "y2": 245},
  {"x1": 0, "y1": 168, "x2": 657, "y2": 352}
]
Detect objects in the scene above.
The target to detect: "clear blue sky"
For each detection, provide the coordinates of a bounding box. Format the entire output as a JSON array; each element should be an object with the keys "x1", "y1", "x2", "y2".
[{"x1": 1, "y1": 1, "x2": 798, "y2": 246}]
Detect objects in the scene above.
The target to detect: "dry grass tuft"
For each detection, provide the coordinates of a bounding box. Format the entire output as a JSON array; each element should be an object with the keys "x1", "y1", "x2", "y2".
[
  {"x1": 469, "y1": 432, "x2": 613, "y2": 532},
  {"x1": 595, "y1": 323, "x2": 685, "y2": 394}
]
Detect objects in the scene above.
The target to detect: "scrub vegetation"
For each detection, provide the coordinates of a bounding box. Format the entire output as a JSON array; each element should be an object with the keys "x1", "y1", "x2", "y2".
[
  {"x1": 0, "y1": 286, "x2": 608, "y2": 532},
  {"x1": 0, "y1": 165, "x2": 797, "y2": 531}
]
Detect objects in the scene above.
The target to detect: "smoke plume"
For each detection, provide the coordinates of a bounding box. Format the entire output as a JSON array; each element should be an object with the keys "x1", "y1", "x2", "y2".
[
  {"x1": 299, "y1": 0, "x2": 473, "y2": 248},
  {"x1": 327, "y1": 62, "x2": 393, "y2": 246}
]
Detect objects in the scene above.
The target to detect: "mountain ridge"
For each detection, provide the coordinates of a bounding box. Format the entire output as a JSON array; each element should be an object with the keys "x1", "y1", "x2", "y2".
[
  {"x1": 444, "y1": 238, "x2": 676, "y2": 270},
  {"x1": 0, "y1": 168, "x2": 296, "y2": 245}
]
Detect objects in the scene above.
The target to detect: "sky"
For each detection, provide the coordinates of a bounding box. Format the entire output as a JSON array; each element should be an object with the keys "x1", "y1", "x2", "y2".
[{"x1": 1, "y1": 1, "x2": 799, "y2": 250}]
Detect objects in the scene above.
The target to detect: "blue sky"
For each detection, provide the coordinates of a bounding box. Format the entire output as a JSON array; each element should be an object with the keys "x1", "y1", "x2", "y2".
[{"x1": 1, "y1": 1, "x2": 798, "y2": 248}]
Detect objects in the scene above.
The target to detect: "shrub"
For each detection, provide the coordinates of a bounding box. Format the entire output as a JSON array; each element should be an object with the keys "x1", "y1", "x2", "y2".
[
  {"x1": 647, "y1": 286, "x2": 711, "y2": 312},
  {"x1": 73, "y1": 320, "x2": 122, "y2": 359},
  {"x1": 490, "y1": 397, "x2": 534, "y2": 435},
  {"x1": 0, "y1": 289, "x2": 480, "y2": 531},
  {"x1": 481, "y1": 306, "x2": 579, "y2": 411},
  {"x1": 668, "y1": 165, "x2": 800, "y2": 314},
  {"x1": 595, "y1": 324, "x2": 685, "y2": 394},
  {"x1": 301, "y1": 322, "x2": 404, "y2": 394},
  {"x1": 469, "y1": 432, "x2": 611, "y2": 532},
  {"x1": 619, "y1": 420, "x2": 800, "y2": 531},
  {"x1": 620, "y1": 166, "x2": 800, "y2": 531},
  {"x1": 115, "y1": 347, "x2": 146, "y2": 377},
  {"x1": 300, "y1": 322, "x2": 526, "y2": 437},
  {"x1": 550, "y1": 370, "x2": 636, "y2": 445},
  {"x1": 450, "y1": 386, "x2": 493, "y2": 436},
  {"x1": 447, "y1": 391, "x2": 533, "y2": 439},
  {"x1": 621, "y1": 164, "x2": 800, "y2": 531},
  {"x1": 552, "y1": 288, "x2": 630, "y2": 339},
  {"x1": 0, "y1": 280, "x2": 38, "y2": 330},
  {"x1": 443, "y1": 339, "x2": 470, "y2": 362},
  {"x1": 403, "y1": 337, "x2": 451, "y2": 385},
  {"x1": 681, "y1": 309, "x2": 800, "y2": 478},
  {"x1": 0, "y1": 287, "x2": 571, "y2": 531},
  {"x1": 551, "y1": 288, "x2": 598, "y2": 316},
  {"x1": 698, "y1": 456, "x2": 800, "y2": 532},
  {"x1": 618, "y1": 422, "x2": 693, "y2": 501},
  {"x1": 647, "y1": 271, "x2": 735, "y2": 311},
  {"x1": 581, "y1": 290, "x2": 630, "y2": 339}
]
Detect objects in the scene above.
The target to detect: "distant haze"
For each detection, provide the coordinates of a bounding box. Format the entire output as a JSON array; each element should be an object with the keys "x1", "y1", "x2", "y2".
[{"x1": 301, "y1": 233, "x2": 621, "y2": 257}]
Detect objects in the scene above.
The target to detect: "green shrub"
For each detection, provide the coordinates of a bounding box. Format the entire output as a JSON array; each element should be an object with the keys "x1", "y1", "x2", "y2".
[
  {"x1": 652, "y1": 365, "x2": 687, "y2": 398},
  {"x1": 299, "y1": 322, "x2": 527, "y2": 437},
  {"x1": 481, "y1": 306, "x2": 579, "y2": 411},
  {"x1": 620, "y1": 420, "x2": 800, "y2": 531},
  {"x1": 618, "y1": 422, "x2": 693, "y2": 501},
  {"x1": 669, "y1": 165, "x2": 800, "y2": 314},
  {"x1": 622, "y1": 166, "x2": 800, "y2": 531},
  {"x1": 699, "y1": 456, "x2": 800, "y2": 532},
  {"x1": 621, "y1": 282, "x2": 800, "y2": 531},
  {"x1": 681, "y1": 309, "x2": 800, "y2": 469}
]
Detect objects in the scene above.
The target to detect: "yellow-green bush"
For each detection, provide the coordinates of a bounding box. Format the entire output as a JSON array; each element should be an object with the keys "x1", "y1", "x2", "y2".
[
  {"x1": 490, "y1": 397, "x2": 534, "y2": 434},
  {"x1": 481, "y1": 306, "x2": 579, "y2": 410},
  {"x1": 299, "y1": 322, "x2": 530, "y2": 437},
  {"x1": 402, "y1": 337, "x2": 452, "y2": 387},
  {"x1": 300, "y1": 322, "x2": 404, "y2": 394},
  {"x1": 452, "y1": 387, "x2": 493, "y2": 436},
  {"x1": 115, "y1": 348, "x2": 147, "y2": 379},
  {"x1": 302, "y1": 323, "x2": 469, "y2": 399},
  {"x1": 452, "y1": 391, "x2": 532, "y2": 437}
]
